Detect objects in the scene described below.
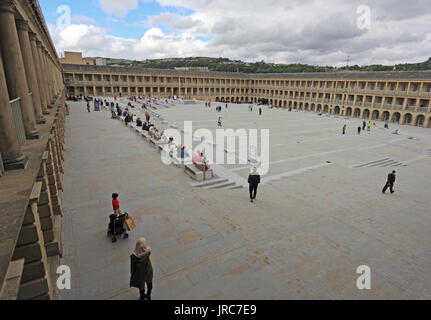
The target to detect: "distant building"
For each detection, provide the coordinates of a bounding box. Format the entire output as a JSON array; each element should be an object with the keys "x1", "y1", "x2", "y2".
[
  {"x1": 95, "y1": 58, "x2": 107, "y2": 66},
  {"x1": 59, "y1": 51, "x2": 95, "y2": 65},
  {"x1": 174, "y1": 66, "x2": 209, "y2": 71}
]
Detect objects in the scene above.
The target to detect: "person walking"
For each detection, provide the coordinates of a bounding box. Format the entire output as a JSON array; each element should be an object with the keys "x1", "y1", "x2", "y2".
[
  {"x1": 87, "y1": 102, "x2": 91, "y2": 113},
  {"x1": 382, "y1": 171, "x2": 396, "y2": 194},
  {"x1": 130, "y1": 238, "x2": 154, "y2": 301},
  {"x1": 217, "y1": 116, "x2": 223, "y2": 127},
  {"x1": 358, "y1": 126, "x2": 361, "y2": 135},
  {"x1": 367, "y1": 121, "x2": 372, "y2": 132},
  {"x1": 248, "y1": 167, "x2": 261, "y2": 203},
  {"x1": 342, "y1": 124, "x2": 347, "y2": 135},
  {"x1": 259, "y1": 107, "x2": 262, "y2": 116},
  {"x1": 362, "y1": 120, "x2": 366, "y2": 131}
]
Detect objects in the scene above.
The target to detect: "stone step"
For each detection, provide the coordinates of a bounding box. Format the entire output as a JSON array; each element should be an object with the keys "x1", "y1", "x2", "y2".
[
  {"x1": 206, "y1": 180, "x2": 237, "y2": 189},
  {"x1": 192, "y1": 178, "x2": 229, "y2": 188},
  {"x1": 228, "y1": 185, "x2": 244, "y2": 190}
]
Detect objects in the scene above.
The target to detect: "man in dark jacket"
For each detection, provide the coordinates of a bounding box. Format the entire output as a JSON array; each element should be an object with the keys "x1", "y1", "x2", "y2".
[
  {"x1": 248, "y1": 167, "x2": 261, "y2": 203},
  {"x1": 382, "y1": 170, "x2": 396, "y2": 194}
]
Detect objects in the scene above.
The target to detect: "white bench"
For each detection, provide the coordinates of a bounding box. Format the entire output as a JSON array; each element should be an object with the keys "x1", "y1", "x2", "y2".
[
  {"x1": 185, "y1": 164, "x2": 204, "y2": 181},
  {"x1": 184, "y1": 164, "x2": 213, "y2": 182},
  {"x1": 149, "y1": 137, "x2": 165, "y2": 149},
  {"x1": 170, "y1": 150, "x2": 190, "y2": 169},
  {"x1": 141, "y1": 132, "x2": 150, "y2": 142}
]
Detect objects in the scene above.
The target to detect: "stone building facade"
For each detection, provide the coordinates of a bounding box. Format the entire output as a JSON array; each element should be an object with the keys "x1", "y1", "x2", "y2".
[
  {"x1": 63, "y1": 64, "x2": 431, "y2": 128},
  {"x1": 0, "y1": 0, "x2": 66, "y2": 300}
]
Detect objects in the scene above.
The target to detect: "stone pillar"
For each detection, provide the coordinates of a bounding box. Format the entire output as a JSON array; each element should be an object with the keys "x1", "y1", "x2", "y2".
[
  {"x1": 0, "y1": 44, "x2": 28, "y2": 170},
  {"x1": 0, "y1": 0, "x2": 39, "y2": 139},
  {"x1": 36, "y1": 41, "x2": 50, "y2": 111},
  {"x1": 16, "y1": 20, "x2": 45, "y2": 124},
  {"x1": 29, "y1": 33, "x2": 49, "y2": 115},
  {"x1": 53, "y1": 62, "x2": 59, "y2": 95},
  {"x1": 40, "y1": 48, "x2": 52, "y2": 103},
  {"x1": 43, "y1": 51, "x2": 54, "y2": 101}
]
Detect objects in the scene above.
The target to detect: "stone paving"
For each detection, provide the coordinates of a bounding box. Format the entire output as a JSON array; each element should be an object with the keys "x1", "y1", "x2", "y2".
[{"x1": 60, "y1": 98, "x2": 431, "y2": 300}]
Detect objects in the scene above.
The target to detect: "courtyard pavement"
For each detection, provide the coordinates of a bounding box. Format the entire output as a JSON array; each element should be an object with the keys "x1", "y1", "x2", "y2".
[{"x1": 60, "y1": 98, "x2": 431, "y2": 300}]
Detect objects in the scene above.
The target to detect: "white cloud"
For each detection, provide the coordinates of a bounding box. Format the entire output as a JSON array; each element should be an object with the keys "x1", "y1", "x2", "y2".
[
  {"x1": 50, "y1": 0, "x2": 431, "y2": 66},
  {"x1": 99, "y1": 0, "x2": 139, "y2": 17}
]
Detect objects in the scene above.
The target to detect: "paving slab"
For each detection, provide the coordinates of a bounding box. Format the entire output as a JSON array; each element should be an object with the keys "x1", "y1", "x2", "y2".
[{"x1": 60, "y1": 99, "x2": 431, "y2": 300}]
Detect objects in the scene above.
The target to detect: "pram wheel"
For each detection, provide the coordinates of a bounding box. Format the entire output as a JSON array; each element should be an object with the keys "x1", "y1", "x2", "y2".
[
  {"x1": 112, "y1": 236, "x2": 117, "y2": 243},
  {"x1": 123, "y1": 233, "x2": 129, "y2": 239}
]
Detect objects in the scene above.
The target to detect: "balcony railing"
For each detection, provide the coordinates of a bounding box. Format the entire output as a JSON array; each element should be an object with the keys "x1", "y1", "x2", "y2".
[{"x1": 10, "y1": 97, "x2": 26, "y2": 146}]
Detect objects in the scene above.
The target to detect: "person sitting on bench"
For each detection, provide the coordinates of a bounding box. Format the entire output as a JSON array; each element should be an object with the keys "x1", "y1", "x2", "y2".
[
  {"x1": 125, "y1": 113, "x2": 133, "y2": 123},
  {"x1": 142, "y1": 122, "x2": 150, "y2": 131},
  {"x1": 153, "y1": 129, "x2": 163, "y2": 141},
  {"x1": 136, "y1": 118, "x2": 143, "y2": 127},
  {"x1": 193, "y1": 150, "x2": 215, "y2": 178}
]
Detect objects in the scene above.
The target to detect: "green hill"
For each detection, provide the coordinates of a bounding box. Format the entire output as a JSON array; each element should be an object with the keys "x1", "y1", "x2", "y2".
[{"x1": 97, "y1": 56, "x2": 431, "y2": 73}]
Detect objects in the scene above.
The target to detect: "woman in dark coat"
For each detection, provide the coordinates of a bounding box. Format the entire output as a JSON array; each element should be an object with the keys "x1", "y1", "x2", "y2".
[{"x1": 130, "y1": 238, "x2": 154, "y2": 300}]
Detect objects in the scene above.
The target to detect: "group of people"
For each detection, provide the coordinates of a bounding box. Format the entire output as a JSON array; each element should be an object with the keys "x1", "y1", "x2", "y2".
[{"x1": 341, "y1": 121, "x2": 382, "y2": 135}]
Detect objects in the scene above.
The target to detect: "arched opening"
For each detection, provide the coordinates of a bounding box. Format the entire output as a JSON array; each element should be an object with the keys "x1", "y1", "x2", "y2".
[
  {"x1": 392, "y1": 112, "x2": 401, "y2": 123},
  {"x1": 354, "y1": 108, "x2": 361, "y2": 118},
  {"x1": 284, "y1": 101, "x2": 287, "y2": 108},
  {"x1": 311, "y1": 103, "x2": 315, "y2": 112},
  {"x1": 372, "y1": 110, "x2": 379, "y2": 120},
  {"x1": 382, "y1": 111, "x2": 390, "y2": 121},
  {"x1": 220, "y1": 97, "x2": 225, "y2": 102},
  {"x1": 403, "y1": 113, "x2": 412, "y2": 125},
  {"x1": 305, "y1": 103, "x2": 309, "y2": 111},
  {"x1": 428, "y1": 117, "x2": 431, "y2": 128},
  {"x1": 334, "y1": 106, "x2": 341, "y2": 115},
  {"x1": 415, "y1": 115, "x2": 425, "y2": 127},
  {"x1": 362, "y1": 109, "x2": 370, "y2": 119},
  {"x1": 215, "y1": 97, "x2": 220, "y2": 102},
  {"x1": 323, "y1": 105, "x2": 328, "y2": 113},
  {"x1": 299, "y1": 102, "x2": 303, "y2": 110},
  {"x1": 293, "y1": 102, "x2": 297, "y2": 110},
  {"x1": 236, "y1": 97, "x2": 240, "y2": 103},
  {"x1": 346, "y1": 107, "x2": 352, "y2": 116}
]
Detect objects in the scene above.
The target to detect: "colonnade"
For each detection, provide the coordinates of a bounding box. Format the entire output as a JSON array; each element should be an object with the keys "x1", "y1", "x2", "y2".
[{"x1": 0, "y1": 0, "x2": 64, "y2": 171}]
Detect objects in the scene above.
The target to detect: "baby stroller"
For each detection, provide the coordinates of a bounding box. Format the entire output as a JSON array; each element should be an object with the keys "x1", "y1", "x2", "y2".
[{"x1": 107, "y1": 213, "x2": 129, "y2": 243}]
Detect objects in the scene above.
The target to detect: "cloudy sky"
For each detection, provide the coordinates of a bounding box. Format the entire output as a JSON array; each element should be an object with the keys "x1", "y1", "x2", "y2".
[{"x1": 39, "y1": 0, "x2": 431, "y2": 67}]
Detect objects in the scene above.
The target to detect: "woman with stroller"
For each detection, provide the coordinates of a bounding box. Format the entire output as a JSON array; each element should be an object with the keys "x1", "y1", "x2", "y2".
[{"x1": 130, "y1": 238, "x2": 154, "y2": 300}]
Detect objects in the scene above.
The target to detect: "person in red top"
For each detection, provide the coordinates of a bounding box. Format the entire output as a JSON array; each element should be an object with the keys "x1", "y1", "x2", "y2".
[{"x1": 112, "y1": 193, "x2": 121, "y2": 216}]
